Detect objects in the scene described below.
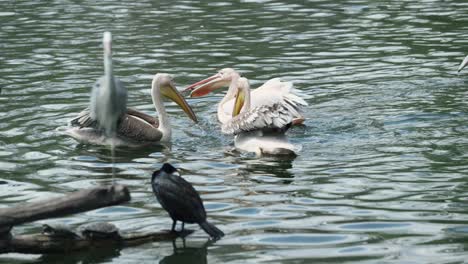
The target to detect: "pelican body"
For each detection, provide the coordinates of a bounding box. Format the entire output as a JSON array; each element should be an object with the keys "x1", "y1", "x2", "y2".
[
  {"x1": 185, "y1": 68, "x2": 307, "y2": 155},
  {"x1": 185, "y1": 68, "x2": 307, "y2": 126},
  {"x1": 67, "y1": 73, "x2": 197, "y2": 146},
  {"x1": 151, "y1": 163, "x2": 224, "y2": 240}
]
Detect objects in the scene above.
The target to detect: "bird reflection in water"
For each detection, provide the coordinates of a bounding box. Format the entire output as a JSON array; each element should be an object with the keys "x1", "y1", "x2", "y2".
[
  {"x1": 73, "y1": 141, "x2": 171, "y2": 162},
  {"x1": 235, "y1": 156, "x2": 296, "y2": 184},
  {"x1": 160, "y1": 239, "x2": 209, "y2": 264},
  {"x1": 39, "y1": 247, "x2": 121, "y2": 264}
]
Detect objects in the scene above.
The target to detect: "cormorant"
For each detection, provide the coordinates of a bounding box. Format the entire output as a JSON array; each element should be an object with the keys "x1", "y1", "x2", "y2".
[{"x1": 151, "y1": 163, "x2": 224, "y2": 240}]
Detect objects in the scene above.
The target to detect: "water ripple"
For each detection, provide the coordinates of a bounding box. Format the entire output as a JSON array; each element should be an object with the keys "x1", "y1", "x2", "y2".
[{"x1": 1, "y1": 0, "x2": 468, "y2": 263}]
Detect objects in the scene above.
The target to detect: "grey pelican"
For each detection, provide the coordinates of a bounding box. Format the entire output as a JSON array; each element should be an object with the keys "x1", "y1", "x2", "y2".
[
  {"x1": 151, "y1": 163, "x2": 224, "y2": 239},
  {"x1": 67, "y1": 73, "x2": 198, "y2": 146},
  {"x1": 91, "y1": 31, "x2": 127, "y2": 136},
  {"x1": 185, "y1": 68, "x2": 307, "y2": 126},
  {"x1": 458, "y1": 55, "x2": 468, "y2": 72}
]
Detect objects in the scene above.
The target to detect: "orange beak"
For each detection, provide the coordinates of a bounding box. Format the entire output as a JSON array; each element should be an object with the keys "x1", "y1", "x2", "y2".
[{"x1": 184, "y1": 73, "x2": 230, "y2": 97}]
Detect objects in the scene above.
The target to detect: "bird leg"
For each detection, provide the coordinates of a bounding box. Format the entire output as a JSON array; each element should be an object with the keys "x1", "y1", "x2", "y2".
[
  {"x1": 171, "y1": 220, "x2": 177, "y2": 232},
  {"x1": 181, "y1": 222, "x2": 185, "y2": 232}
]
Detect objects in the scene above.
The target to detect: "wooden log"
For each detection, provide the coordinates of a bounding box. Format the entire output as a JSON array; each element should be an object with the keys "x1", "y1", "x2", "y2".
[
  {"x1": 0, "y1": 230, "x2": 194, "y2": 254},
  {"x1": 0, "y1": 184, "x2": 130, "y2": 231}
]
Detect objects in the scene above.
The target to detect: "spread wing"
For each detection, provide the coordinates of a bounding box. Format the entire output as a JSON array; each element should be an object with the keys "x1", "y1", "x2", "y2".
[
  {"x1": 221, "y1": 79, "x2": 308, "y2": 135},
  {"x1": 221, "y1": 102, "x2": 295, "y2": 134},
  {"x1": 221, "y1": 78, "x2": 308, "y2": 130}
]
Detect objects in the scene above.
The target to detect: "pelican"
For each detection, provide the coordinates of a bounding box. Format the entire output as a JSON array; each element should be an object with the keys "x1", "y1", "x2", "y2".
[
  {"x1": 67, "y1": 73, "x2": 198, "y2": 146},
  {"x1": 187, "y1": 70, "x2": 307, "y2": 155},
  {"x1": 184, "y1": 68, "x2": 307, "y2": 126},
  {"x1": 458, "y1": 55, "x2": 468, "y2": 72}
]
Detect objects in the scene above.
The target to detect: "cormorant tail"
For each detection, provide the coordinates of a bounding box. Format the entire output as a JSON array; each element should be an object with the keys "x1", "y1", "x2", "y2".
[{"x1": 199, "y1": 221, "x2": 224, "y2": 239}]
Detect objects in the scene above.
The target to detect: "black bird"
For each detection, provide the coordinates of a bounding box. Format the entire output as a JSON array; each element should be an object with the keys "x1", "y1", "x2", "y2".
[{"x1": 151, "y1": 163, "x2": 225, "y2": 240}]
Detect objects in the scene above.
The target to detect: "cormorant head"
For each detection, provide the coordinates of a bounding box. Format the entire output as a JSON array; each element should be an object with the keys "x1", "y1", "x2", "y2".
[
  {"x1": 161, "y1": 163, "x2": 177, "y2": 174},
  {"x1": 152, "y1": 163, "x2": 179, "y2": 182}
]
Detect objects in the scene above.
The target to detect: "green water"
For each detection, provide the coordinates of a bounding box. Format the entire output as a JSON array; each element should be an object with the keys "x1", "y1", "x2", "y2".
[{"x1": 1, "y1": 1, "x2": 468, "y2": 263}]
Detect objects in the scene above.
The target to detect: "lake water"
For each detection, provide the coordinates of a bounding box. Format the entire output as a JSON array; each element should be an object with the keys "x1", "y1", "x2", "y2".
[{"x1": 1, "y1": 0, "x2": 468, "y2": 263}]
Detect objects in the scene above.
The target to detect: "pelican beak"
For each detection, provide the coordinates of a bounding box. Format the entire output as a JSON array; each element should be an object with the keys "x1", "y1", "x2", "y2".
[
  {"x1": 161, "y1": 82, "x2": 198, "y2": 123},
  {"x1": 458, "y1": 55, "x2": 468, "y2": 72},
  {"x1": 184, "y1": 73, "x2": 229, "y2": 97},
  {"x1": 233, "y1": 87, "x2": 245, "y2": 117}
]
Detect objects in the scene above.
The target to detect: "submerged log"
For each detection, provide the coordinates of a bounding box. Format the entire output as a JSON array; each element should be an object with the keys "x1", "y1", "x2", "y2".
[
  {"x1": 0, "y1": 229, "x2": 193, "y2": 254},
  {"x1": 0, "y1": 184, "x2": 195, "y2": 255},
  {"x1": 0, "y1": 184, "x2": 130, "y2": 231}
]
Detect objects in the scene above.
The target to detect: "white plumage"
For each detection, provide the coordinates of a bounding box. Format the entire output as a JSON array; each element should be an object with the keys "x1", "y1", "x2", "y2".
[{"x1": 187, "y1": 68, "x2": 308, "y2": 155}]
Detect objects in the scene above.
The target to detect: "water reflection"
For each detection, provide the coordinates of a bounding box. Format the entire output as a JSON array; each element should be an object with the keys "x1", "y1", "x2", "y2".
[
  {"x1": 159, "y1": 239, "x2": 209, "y2": 264},
  {"x1": 2, "y1": 0, "x2": 468, "y2": 263},
  {"x1": 39, "y1": 247, "x2": 121, "y2": 264},
  {"x1": 243, "y1": 157, "x2": 295, "y2": 179},
  {"x1": 73, "y1": 142, "x2": 171, "y2": 162}
]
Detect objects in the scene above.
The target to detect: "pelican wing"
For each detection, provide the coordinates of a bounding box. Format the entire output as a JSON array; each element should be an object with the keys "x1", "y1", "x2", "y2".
[
  {"x1": 69, "y1": 108, "x2": 97, "y2": 128},
  {"x1": 221, "y1": 78, "x2": 307, "y2": 135},
  {"x1": 117, "y1": 114, "x2": 162, "y2": 142},
  {"x1": 221, "y1": 100, "x2": 297, "y2": 135},
  {"x1": 220, "y1": 78, "x2": 308, "y2": 123},
  {"x1": 69, "y1": 107, "x2": 162, "y2": 142},
  {"x1": 69, "y1": 107, "x2": 158, "y2": 128},
  {"x1": 125, "y1": 108, "x2": 159, "y2": 127}
]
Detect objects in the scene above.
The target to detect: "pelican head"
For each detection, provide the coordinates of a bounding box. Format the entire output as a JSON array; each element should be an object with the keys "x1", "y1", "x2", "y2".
[
  {"x1": 233, "y1": 77, "x2": 250, "y2": 117},
  {"x1": 458, "y1": 55, "x2": 468, "y2": 72},
  {"x1": 152, "y1": 73, "x2": 198, "y2": 123},
  {"x1": 185, "y1": 68, "x2": 240, "y2": 97}
]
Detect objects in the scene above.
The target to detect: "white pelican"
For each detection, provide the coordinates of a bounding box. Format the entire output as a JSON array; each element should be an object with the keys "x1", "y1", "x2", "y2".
[
  {"x1": 67, "y1": 73, "x2": 198, "y2": 146},
  {"x1": 458, "y1": 55, "x2": 468, "y2": 72},
  {"x1": 187, "y1": 70, "x2": 307, "y2": 155},
  {"x1": 184, "y1": 68, "x2": 307, "y2": 126}
]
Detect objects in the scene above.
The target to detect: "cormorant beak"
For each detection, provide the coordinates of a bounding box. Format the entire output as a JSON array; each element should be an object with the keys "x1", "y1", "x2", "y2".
[
  {"x1": 161, "y1": 83, "x2": 198, "y2": 123},
  {"x1": 233, "y1": 87, "x2": 245, "y2": 117},
  {"x1": 184, "y1": 73, "x2": 229, "y2": 97},
  {"x1": 458, "y1": 55, "x2": 468, "y2": 72}
]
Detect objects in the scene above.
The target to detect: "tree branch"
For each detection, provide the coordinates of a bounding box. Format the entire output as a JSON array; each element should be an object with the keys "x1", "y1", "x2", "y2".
[
  {"x1": 0, "y1": 230, "x2": 193, "y2": 254},
  {"x1": 0, "y1": 185, "x2": 130, "y2": 232}
]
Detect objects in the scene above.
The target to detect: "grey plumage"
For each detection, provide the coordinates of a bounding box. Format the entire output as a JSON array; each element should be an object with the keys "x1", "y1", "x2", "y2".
[
  {"x1": 89, "y1": 32, "x2": 127, "y2": 136},
  {"x1": 90, "y1": 76, "x2": 127, "y2": 136}
]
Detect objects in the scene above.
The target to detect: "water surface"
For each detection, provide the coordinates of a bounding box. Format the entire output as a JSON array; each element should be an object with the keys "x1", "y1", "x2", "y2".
[{"x1": 1, "y1": 1, "x2": 468, "y2": 263}]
